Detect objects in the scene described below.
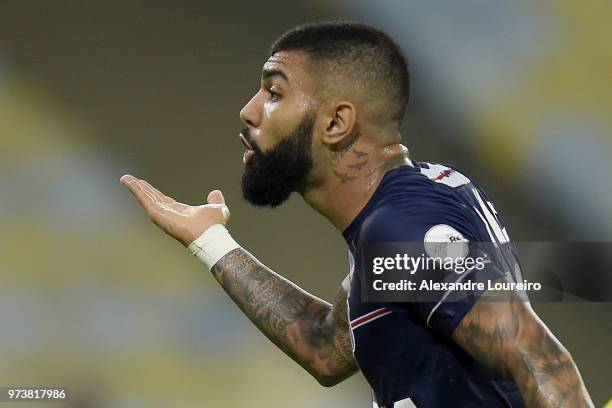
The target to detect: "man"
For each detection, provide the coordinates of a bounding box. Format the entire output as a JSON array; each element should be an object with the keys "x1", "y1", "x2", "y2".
[{"x1": 120, "y1": 22, "x2": 593, "y2": 407}]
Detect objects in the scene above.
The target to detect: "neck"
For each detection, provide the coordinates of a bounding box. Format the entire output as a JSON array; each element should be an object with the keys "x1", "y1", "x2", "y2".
[{"x1": 299, "y1": 142, "x2": 412, "y2": 233}]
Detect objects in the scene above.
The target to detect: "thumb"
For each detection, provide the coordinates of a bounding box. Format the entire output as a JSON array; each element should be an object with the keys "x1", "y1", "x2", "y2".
[{"x1": 207, "y1": 189, "x2": 225, "y2": 205}]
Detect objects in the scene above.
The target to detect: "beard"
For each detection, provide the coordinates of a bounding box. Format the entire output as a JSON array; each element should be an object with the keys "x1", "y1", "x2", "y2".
[{"x1": 241, "y1": 113, "x2": 315, "y2": 207}]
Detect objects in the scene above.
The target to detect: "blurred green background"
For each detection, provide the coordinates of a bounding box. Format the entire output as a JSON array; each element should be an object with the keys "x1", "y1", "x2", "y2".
[{"x1": 0, "y1": 1, "x2": 610, "y2": 406}]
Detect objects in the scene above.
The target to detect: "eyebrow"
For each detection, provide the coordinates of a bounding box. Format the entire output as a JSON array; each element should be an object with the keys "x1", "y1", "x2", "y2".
[{"x1": 261, "y1": 68, "x2": 289, "y2": 82}]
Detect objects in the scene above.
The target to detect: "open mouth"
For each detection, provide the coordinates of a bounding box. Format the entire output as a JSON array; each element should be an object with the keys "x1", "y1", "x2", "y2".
[{"x1": 239, "y1": 132, "x2": 255, "y2": 165}]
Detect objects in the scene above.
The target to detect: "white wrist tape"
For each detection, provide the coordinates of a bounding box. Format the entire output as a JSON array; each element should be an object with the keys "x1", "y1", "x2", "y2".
[{"x1": 187, "y1": 224, "x2": 240, "y2": 270}]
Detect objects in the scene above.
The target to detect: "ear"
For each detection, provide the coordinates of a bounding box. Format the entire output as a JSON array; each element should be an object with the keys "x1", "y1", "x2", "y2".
[{"x1": 320, "y1": 101, "x2": 357, "y2": 149}]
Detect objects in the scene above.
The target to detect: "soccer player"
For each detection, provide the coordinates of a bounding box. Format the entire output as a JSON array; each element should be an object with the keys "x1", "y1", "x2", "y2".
[{"x1": 120, "y1": 22, "x2": 593, "y2": 408}]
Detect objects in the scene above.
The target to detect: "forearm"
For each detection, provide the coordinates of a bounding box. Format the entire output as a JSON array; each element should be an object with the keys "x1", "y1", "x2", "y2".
[
  {"x1": 119, "y1": 177, "x2": 355, "y2": 384},
  {"x1": 511, "y1": 337, "x2": 593, "y2": 408},
  {"x1": 211, "y1": 247, "x2": 355, "y2": 384},
  {"x1": 452, "y1": 283, "x2": 593, "y2": 408}
]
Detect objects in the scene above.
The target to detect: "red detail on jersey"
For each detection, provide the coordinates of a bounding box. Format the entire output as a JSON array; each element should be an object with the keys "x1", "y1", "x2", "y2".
[
  {"x1": 351, "y1": 307, "x2": 393, "y2": 330},
  {"x1": 434, "y1": 169, "x2": 455, "y2": 181}
]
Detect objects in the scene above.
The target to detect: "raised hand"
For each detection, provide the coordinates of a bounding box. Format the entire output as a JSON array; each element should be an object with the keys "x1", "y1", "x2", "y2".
[{"x1": 120, "y1": 175, "x2": 230, "y2": 246}]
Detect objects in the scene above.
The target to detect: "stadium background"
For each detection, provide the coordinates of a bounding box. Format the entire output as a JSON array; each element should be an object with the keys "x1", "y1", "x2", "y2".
[{"x1": 0, "y1": 1, "x2": 610, "y2": 406}]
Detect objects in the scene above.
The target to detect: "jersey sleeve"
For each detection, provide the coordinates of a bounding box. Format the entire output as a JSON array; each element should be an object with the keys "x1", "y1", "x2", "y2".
[{"x1": 359, "y1": 205, "x2": 504, "y2": 337}]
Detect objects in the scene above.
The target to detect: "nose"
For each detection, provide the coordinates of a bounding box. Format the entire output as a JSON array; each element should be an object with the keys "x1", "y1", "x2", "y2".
[{"x1": 240, "y1": 92, "x2": 262, "y2": 128}]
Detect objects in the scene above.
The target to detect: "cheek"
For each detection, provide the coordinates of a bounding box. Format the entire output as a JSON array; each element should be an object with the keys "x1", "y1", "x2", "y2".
[
  {"x1": 258, "y1": 109, "x2": 282, "y2": 151},
  {"x1": 259, "y1": 100, "x2": 306, "y2": 150},
  {"x1": 262, "y1": 99, "x2": 278, "y2": 120}
]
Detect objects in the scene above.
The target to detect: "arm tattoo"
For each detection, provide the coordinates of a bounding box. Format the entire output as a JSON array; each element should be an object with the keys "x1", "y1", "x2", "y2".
[
  {"x1": 452, "y1": 276, "x2": 593, "y2": 407},
  {"x1": 212, "y1": 248, "x2": 358, "y2": 385}
]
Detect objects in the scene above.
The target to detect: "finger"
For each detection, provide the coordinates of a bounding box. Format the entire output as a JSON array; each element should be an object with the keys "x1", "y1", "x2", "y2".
[
  {"x1": 139, "y1": 179, "x2": 175, "y2": 205},
  {"x1": 121, "y1": 175, "x2": 181, "y2": 235},
  {"x1": 207, "y1": 190, "x2": 225, "y2": 205},
  {"x1": 121, "y1": 175, "x2": 173, "y2": 208},
  {"x1": 120, "y1": 175, "x2": 154, "y2": 209},
  {"x1": 206, "y1": 190, "x2": 230, "y2": 221}
]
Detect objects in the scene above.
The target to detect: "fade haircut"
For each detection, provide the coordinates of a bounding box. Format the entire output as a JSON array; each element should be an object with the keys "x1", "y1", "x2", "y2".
[{"x1": 270, "y1": 21, "x2": 410, "y2": 126}]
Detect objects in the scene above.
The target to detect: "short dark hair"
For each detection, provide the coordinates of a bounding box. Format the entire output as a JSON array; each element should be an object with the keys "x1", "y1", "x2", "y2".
[{"x1": 270, "y1": 21, "x2": 410, "y2": 125}]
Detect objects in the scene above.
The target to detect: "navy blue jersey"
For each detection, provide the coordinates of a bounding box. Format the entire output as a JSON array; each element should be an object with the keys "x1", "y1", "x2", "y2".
[{"x1": 343, "y1": 162, "x2": 525, "y2": 408}]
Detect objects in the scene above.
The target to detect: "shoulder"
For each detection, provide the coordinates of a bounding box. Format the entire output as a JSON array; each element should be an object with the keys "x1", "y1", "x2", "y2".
[
  {"x1": 349, "y1": 162, "x2": 487, "y2": 244},
  {"x1": 360, "y1": 209, "x2": 472, "y2": 252},
  {"x1": 374, "y1": 163, "x2": 475, "y2": 212},
  {"x1": 360, "y1": 193, "x2": 477, "y2": 244}
]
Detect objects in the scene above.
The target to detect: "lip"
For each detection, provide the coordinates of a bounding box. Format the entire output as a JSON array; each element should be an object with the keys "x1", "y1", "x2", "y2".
[
  {"x1": 239, "y1": 132, "x2": 254, "y2": 150},
  {"x1": 239, "y1": 132, "x2": 255, "y2": 165}
]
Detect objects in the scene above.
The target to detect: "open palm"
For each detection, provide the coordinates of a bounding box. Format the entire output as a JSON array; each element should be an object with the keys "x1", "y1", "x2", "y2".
[{"x1": 120, "y1": 175, "x2": 230, "y2": 246}]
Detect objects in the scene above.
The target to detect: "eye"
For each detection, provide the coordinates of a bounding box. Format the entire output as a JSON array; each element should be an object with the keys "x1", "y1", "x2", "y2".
[{"x1": 267, "y1": 88, "x2": 280, "y2": 101}]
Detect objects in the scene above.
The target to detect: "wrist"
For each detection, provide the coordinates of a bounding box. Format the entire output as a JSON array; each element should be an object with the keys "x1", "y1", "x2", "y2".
[{"x1": 187, "y1": 224, "x2": 240, "y2": 270}]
